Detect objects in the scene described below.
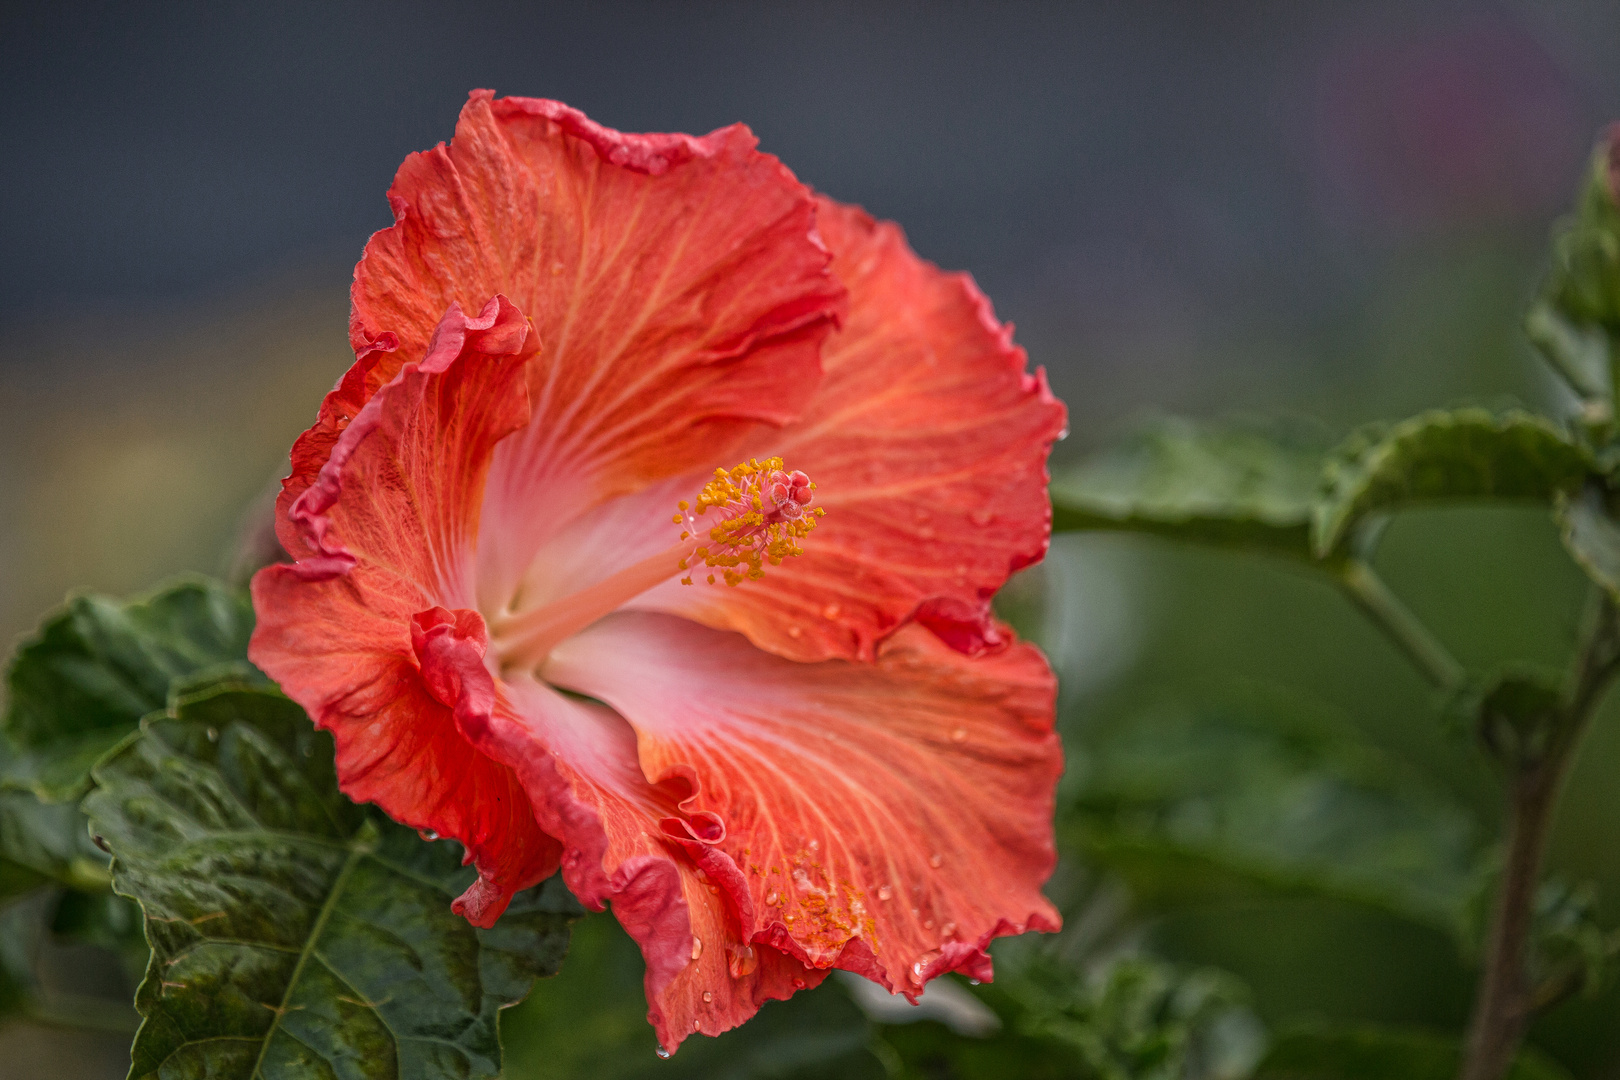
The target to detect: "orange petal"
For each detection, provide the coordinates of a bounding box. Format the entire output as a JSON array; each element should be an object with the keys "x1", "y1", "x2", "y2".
[
  {"x1": 504, "y1": 611, "x2": 1060, "y2": 1048},
  {"x1": 467, "y1": 674, "x2": 824, "y2": 1052},
  {"x1": 334, "y1": 90, "x2": 844, "y2": 605},
  {"x1": 251, "y1": 298, "x2": 557, "y2": 924},
  {"x1": 633, "y1": 197, "x2": 1067, "y2": 661}
]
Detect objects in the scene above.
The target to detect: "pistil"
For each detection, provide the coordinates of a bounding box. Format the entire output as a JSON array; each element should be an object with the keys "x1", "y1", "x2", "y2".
[{"x1": 491, "y1": 457, "x2": 823, "y2": 671}]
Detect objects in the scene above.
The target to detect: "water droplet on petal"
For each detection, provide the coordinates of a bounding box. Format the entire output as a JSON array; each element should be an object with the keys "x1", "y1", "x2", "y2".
[
  {"x1": 788, "y1": 625, "x2": 802, "y2": 638},
  {"x1": 792, "y1": 977, "x2": 807, "y2": 988},
  {"x1": 766, "y1": 890, "x2": 780, "y2": 906},
  {"x1": 657, "y1": 1047, "x2": 671, "y2": 1059},
  {"x1": 912, "y1": 950, "x2": 942, "y2": 979},
  {"x1": 942, "y1": 922, "x2": 957, "y2": 939},
  {"x1": 1057, "y1": 425, "x2": 1070, "y2": 441},
  {"x1": 418, "y1": 829, "x2": 439, "y2": 842},
  {"x1": 693, "y1": 1020, "x2": 701, "y2": 1032},
  {"x1": 923, "y1": 919, "x2": 934, "y2": 930},
  {"x1": 807, "y1": 838, "x2": 819, "y2": 851},
  {"x1": 822, "y1": 603, "x2": 840, "y2": 619},
  {"x1": 968, "y1": 978, "x2": 981, "y2": 986},
  {"x1": 877, "y1": 885, "x2": 893, "y2": 901},
  {"x1": 702, "y1": 991, "x2": 712, "y2": 1003},
  {"x1": 690, "y1": 936, "x2": 703, "y2": 960},
  {"x1": 950, "y1": 728, "x2": 967, "y2": 743},
  {"x1": 205, "y1": 727, "x2": 219, "y2": 743},
  {"x1": 928, "y1": 853, "x2": 943, "y2": 869},
  {"x1": 727, "y1": 943, "x2": 758, "y2": 978},
  {"x1": 785, "y1": 912, "x2": 795, "y2": 922}
]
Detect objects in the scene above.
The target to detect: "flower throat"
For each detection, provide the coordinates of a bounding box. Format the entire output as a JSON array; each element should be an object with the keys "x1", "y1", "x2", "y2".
[{"x1": 492, "y1": 457, "x2": 823, "y2": 671}]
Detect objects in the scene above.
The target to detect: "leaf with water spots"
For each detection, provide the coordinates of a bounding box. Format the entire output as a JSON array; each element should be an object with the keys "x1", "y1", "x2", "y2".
[{"x1": 83, "y1": 676, "x2": 578, "y2": 1080}]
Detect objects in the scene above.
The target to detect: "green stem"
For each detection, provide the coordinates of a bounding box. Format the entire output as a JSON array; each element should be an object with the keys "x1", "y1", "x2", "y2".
[
  {"x1": 1337, "y1": 558, "x2": 1466, "y2": 692},
  {"x1": 1459, "y1": 592, "x2": 1620, "y2": 1080}
]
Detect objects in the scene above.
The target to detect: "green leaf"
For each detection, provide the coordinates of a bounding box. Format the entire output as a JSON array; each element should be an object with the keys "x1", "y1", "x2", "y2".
[
  {"x1": 1556, "y1": 483, "x2": 1620, "y2": 604},
  {"x1": 1543, "y1": 136, "x2": 1620, "y2": 334},
  {"x1": 1254, "y1": 1025, "x2": 1571, "y2": 1080},
  {"x1": 3, "y1": 577, "x2": 257, "y2": 800},
  {"x1": 83, "y1": 677, "x2": 577, "y2": 1080},
  {"x1": 1071, "y1": 701, "x2": 1485, "y2": 937},
  {"x1": 1525, "y1": 301, "x2": 1610, "y2": 402},
  {"x1": 1313, "y1": 409, "x2": 1594, "y2": 559},
  {"x1": 0, "y1": 789, "x2": 110, "y2": 895},
  {"x1": 1003, "y1": 952, "x2": 1263, "y2": 1080},
  {"x1": 1049, "y1": 417, "x2": 1328, "y2": 559}
]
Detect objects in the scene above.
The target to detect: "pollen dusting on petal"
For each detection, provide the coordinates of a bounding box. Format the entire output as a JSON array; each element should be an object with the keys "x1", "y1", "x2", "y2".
[{"x1": 676, "y1": 457, "x2": 823, "y2": 587}]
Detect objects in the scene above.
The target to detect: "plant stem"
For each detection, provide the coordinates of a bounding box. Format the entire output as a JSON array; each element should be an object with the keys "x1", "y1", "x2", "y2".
[
  {"x1": 1459, "y1": 592, "x2": 1620, "y2": 1080},
  {"x1": 1337, "y1": 558, "x2": 1466, "y2": 692}
]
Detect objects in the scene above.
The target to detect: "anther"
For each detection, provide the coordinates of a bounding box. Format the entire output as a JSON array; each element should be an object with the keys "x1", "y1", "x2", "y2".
[{"x1": 675, "y1": 457, "x2": 823, "y2": 587}]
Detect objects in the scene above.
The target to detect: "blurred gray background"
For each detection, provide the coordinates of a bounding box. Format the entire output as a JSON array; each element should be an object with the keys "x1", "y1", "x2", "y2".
[{"x1": 5, "y1": 2, "x2": 1620, "y2": 1076}]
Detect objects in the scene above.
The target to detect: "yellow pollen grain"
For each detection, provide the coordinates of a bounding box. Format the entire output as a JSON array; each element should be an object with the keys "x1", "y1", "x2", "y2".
[{"x1": 673, "y1": 455, "x2": 820, "y2": 588}]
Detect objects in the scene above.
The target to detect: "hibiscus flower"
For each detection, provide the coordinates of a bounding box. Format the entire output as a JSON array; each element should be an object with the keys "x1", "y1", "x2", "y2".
[{"x1": 250, "y1": 90, "x2": 1066, "y2": 1051}]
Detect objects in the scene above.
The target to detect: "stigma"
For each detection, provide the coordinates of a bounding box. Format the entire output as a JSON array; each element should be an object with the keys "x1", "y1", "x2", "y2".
[{"x1": 672, "y1": 457, "x2": 824, "y2": 586}]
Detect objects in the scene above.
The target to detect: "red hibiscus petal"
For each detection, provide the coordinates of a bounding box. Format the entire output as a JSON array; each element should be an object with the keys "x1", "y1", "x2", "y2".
[
  {"x1": 251, "y1": 298, "x2": 558, "y2": 925},
  {"x1": 488, "y1": 610, "x2": 1060, "y2": 1048},
  {"x1": 327, "y1": 89, "x2": 845, "y2": 609},
  {"x1": 448, "y1": 672, "x2": 821, "y2": 1050},
  {"x1": 634, "y1": 197, "x2": 1067, "y2": 661}
]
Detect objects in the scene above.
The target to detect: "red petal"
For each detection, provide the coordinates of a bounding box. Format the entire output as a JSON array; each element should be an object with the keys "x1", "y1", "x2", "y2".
[
  {"x1": 463, "y1": 674, "x2": 824, "y2": 1050},
  {"x1": 494, "y1": 611, "x2": 1060, "y2": 1048},
  {"x1": 635, "y1": 198, "x2": 1067, "y2": 661},
  {"x1": 335, "y1": 90, "x2": 844, "y2": 604},
  {"x1": 251, "y1": 298, "x2": 557, "y2": 925}
]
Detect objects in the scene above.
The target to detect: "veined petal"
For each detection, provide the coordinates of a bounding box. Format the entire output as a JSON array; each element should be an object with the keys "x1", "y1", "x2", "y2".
[
  {"x1": 251, "y1": 298, "x2": 557, "y2": 924},
  {"x1": 335, "y1": 89, "x2": 844, "y2": 608},
  {"x1": 470, "y1": 675, "x2": 826, "y2": 1051},
  {"x1": 636, "y1": 198, "x2": 1068, "y2": 661},
  {"x1": 532, "y1": 611, "x2": 1061, "y2": 1041}
]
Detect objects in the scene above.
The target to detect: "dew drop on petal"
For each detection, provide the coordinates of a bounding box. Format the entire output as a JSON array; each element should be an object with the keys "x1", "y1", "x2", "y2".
[
  {"x1": 807, "y1": 838, "x2": 819, "y2": 851},
  {"x1": 912, "y1": 950, "x2": 942, "y2": 979},
  {"x1": 792, "y1": 977, "x2": 806, "y2": 989},
  {"x1": 702, "y1": 991, "x2": 712, "y2": 1003},
  {"x1": 418, "y1": 829, "x2": 439, "y2": 842},
  {"x1": 923, "y1": 919, "x2": 934, "y2": 930},
  {"x1": 950, "y1": 728, "x2": 967, "y2": 743},
  {"x1": 690, "y1": 936, "x2": 703, "y2": 960},
  {"x1": 657, "y1": 1047, "x2": 671, "y2": 1059},
  {"x1": 942, "y1": 922, "x2": 957, "y2": 939},
  {"x1": 766, "y1": 890, "x2": 780, "y2": 906},
  {"x1": 788, "y1": 625, "x2": 802, "y2": 638},
  {"x1": 877, "y1": 885, "x2": 893, "y2": 901},
  {"x1": 205, "y1": 727, "x2": 219, "y2": 743},
  {"x1": 822, "y1": 603, "x2": 840, "y2": 619},
  {"x1": 928, "y1": 853, "x2": 943, "y2": 869},
  {"x1": 968, "y1": 978, "x2": 981, "y2": 986},
  {"x1": 727, "y1": 943, "x2": 758, "y2": 978}
]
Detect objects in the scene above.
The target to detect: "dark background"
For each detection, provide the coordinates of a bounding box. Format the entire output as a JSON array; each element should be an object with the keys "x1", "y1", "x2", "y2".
[{"x1": 4, "y1": 2, "x2": 1620, "y2": 1077}]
